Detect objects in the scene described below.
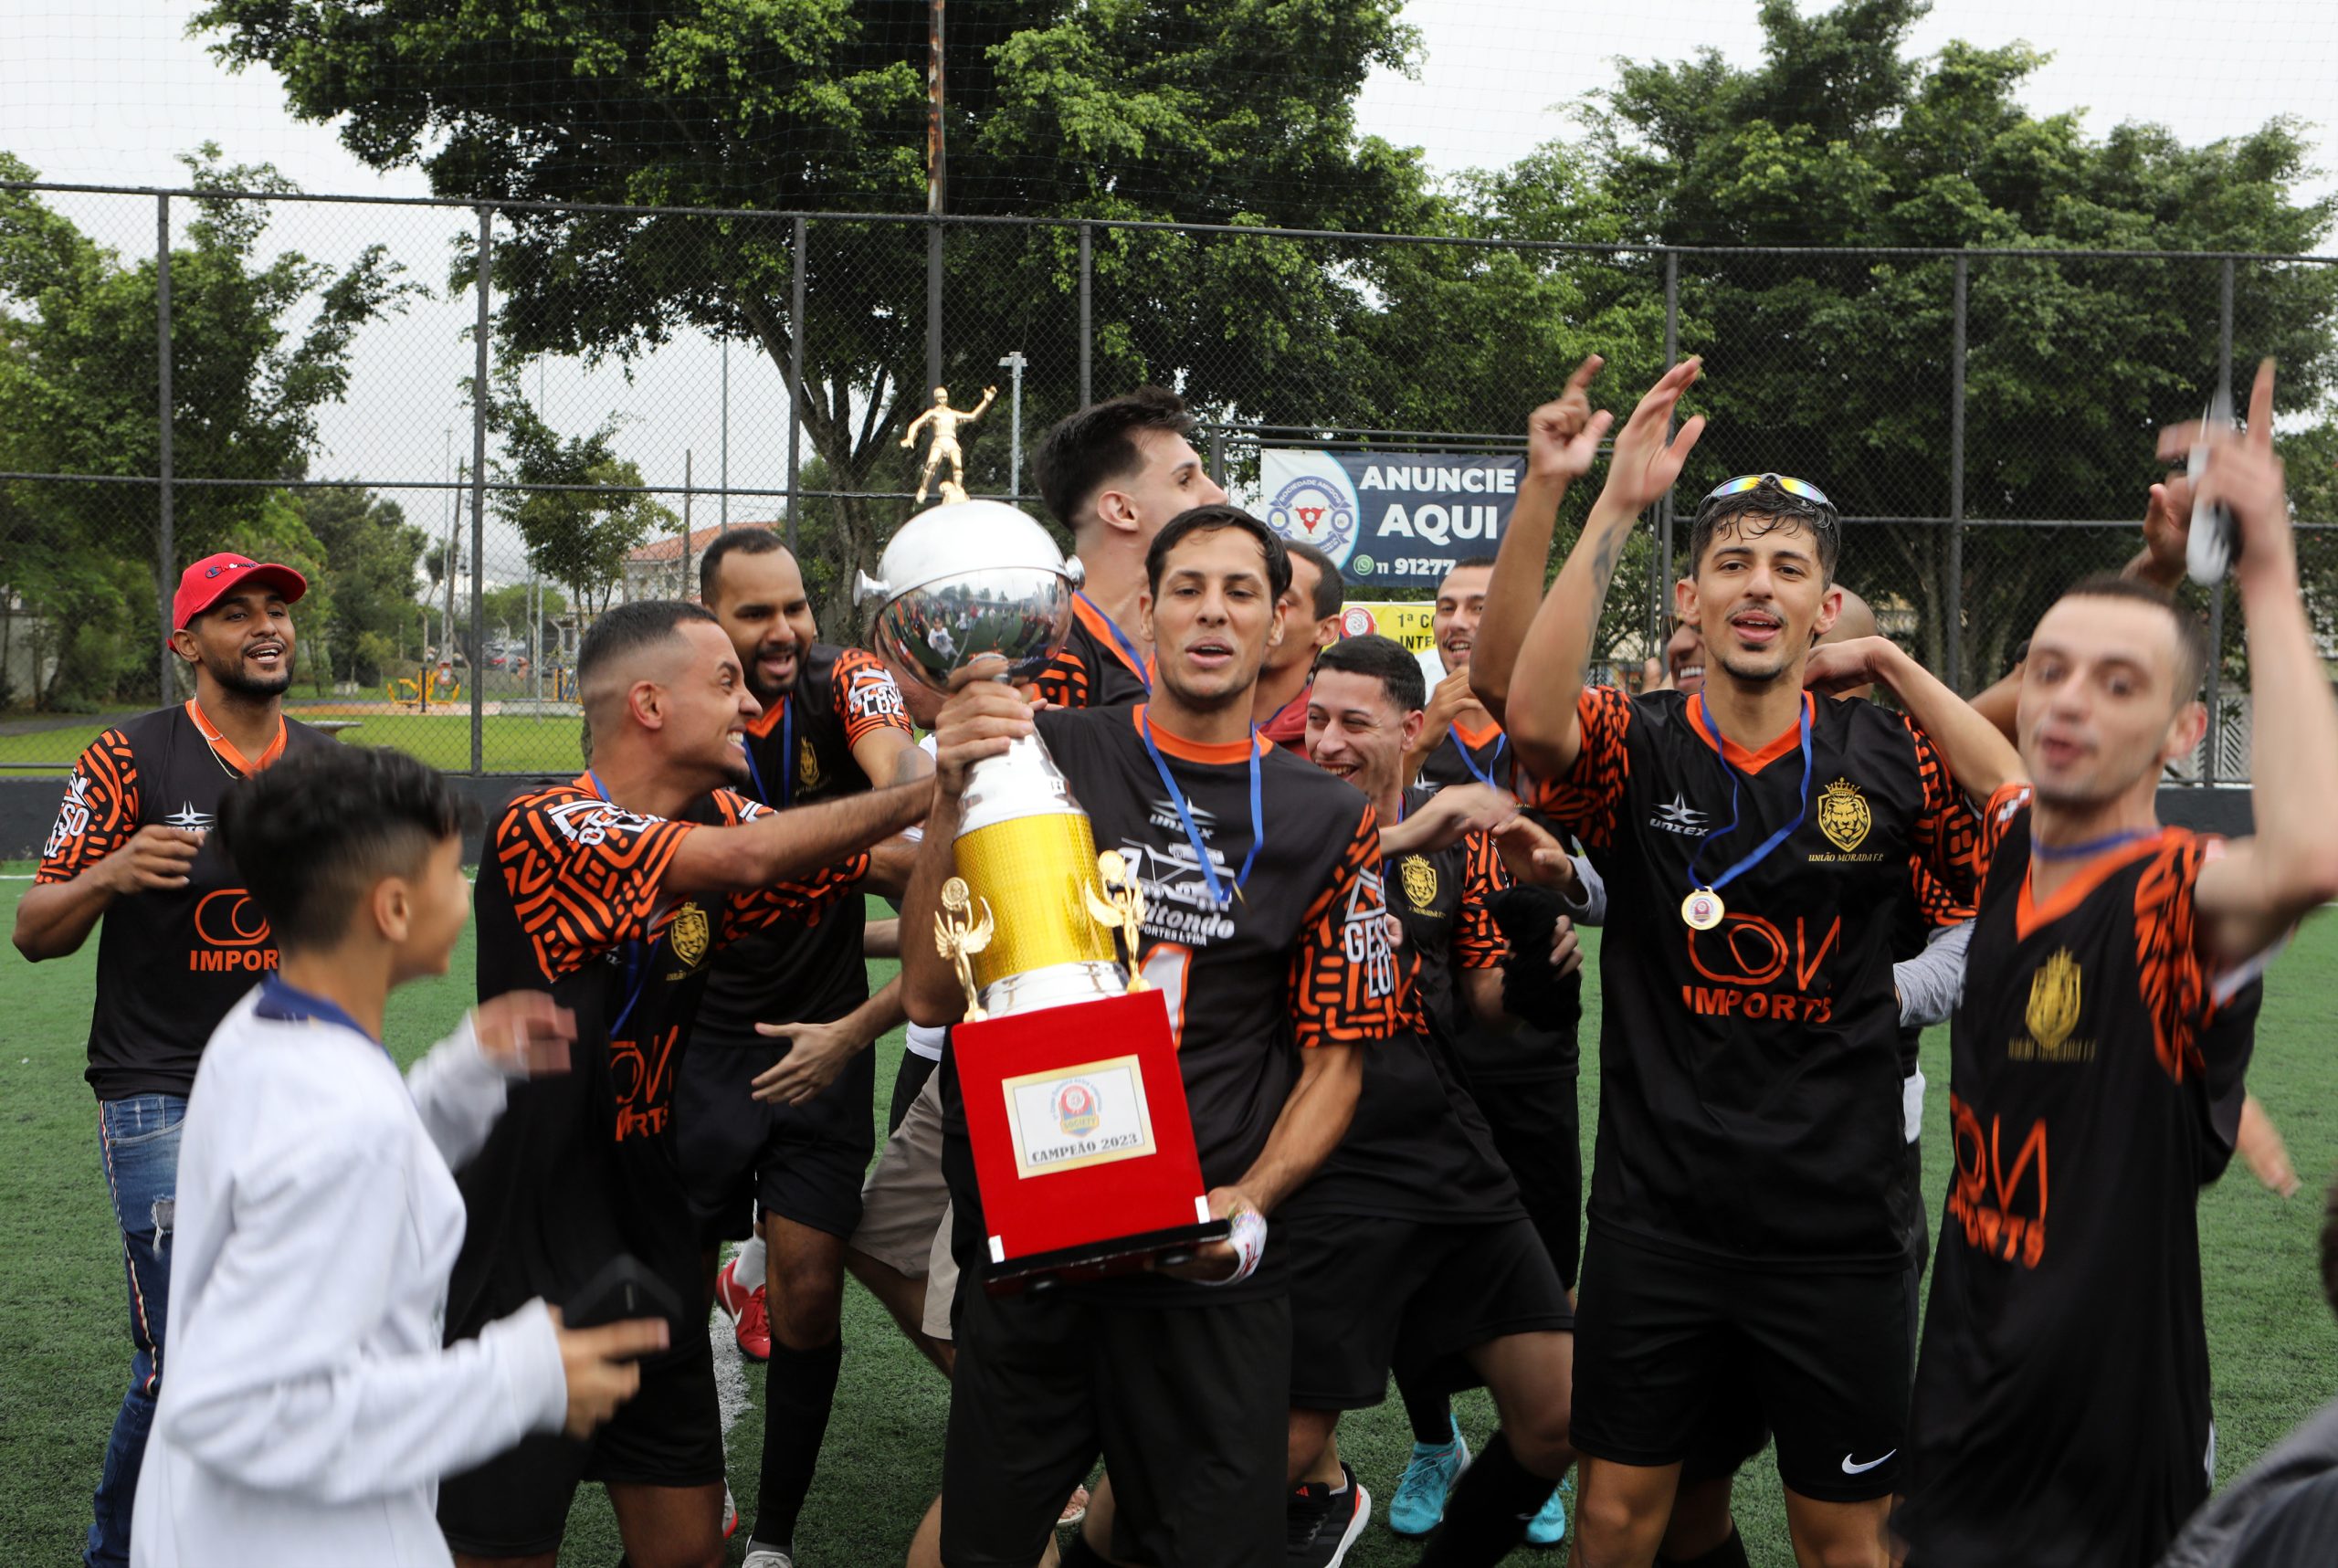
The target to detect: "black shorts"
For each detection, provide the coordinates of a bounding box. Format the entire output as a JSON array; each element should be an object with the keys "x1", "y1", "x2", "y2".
[
  {"x1": 1290, "y1": 1211, "x2": 1573, "y2": 1411},
  {"x1": 436, "y1": 1338, "x2": 724, "y2": 1557},
  {"x1": 1572, "y1": 1227, "x2": 1911, "y2": 1503},
  {"x1": 674, "y1": 1036, "x2": 876, "y2": 1240},
  {"x1": 942, "y1": 1285, "x2": 1290, "y2": 1568},
  {"x1": 1469, "y1": 1066, "x2": 1583, "y2": 1289}
]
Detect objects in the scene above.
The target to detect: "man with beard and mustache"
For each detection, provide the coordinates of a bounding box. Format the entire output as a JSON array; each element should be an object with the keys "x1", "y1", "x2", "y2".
[
  {"x1": 434, "y1": 601, "x2": 930, "y2": 1568},
  {"x1": 15, "y1": 553, "x2": 334, "y2": 1568},
  {"x1": 676, "y1": 529, "x2": 919, "y2": 1568},
  {"x1": 1480, "y1": 357, "x2": 1995, "y2": 1568}
]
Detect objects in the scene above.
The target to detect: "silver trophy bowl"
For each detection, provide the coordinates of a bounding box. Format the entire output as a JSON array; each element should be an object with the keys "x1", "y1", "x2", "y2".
[{"x1": 857, "y1": 499, "x2": 1085, "y2": 692}]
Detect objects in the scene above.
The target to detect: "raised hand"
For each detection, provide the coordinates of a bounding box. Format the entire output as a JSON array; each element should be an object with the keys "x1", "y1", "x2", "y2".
[
  {"x1": 930, "y1": 657, "x2": 1037, "y2": 797},
  {"x1": 1595, "y1": 357, "x2": 1708, "y2": 519},
  {"x1": 1804, "y1": 636, "x2": 1894, "y2": 698},
  {"x1": 472, "y1": 991, "x2": 576, "y2": 1078},
  {"x1": 2159, "y1": 359, "x2": 2289, "y2": 584},
  {"x1": 1525, "y1": 354, "x2": 1616, "y2": 483}
]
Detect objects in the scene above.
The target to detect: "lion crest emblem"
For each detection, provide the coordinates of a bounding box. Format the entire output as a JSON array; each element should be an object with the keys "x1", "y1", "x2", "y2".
[
  {"x1": 1817, "y1": 777, "x2": 1871, "y2": 852},
  {"x1": 2025, "y1": 949, "x2": 2083, "y2": 1054}
]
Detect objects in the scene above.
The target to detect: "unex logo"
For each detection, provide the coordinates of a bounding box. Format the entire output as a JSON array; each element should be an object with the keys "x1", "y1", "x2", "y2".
[{"x1": 1648, "y1": 793, "x2": 1710, "y2": 836}]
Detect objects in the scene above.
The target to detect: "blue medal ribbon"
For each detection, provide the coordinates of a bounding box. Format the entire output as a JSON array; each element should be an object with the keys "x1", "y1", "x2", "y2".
[
  {"x1": 1448, "y1": 725, "x2": 1507, "y2": 787},
  {"x1": 1080, "y1": 592, "x2": 1153, "y2": 690},
  {"x1": 1684, "y1": 696, "x2": 1816, "y2": 901},
  {"x1": 1138, "y1": 709, "x2": 1264, "y2": 906},
  {"x1": 2031, "y1": 826, "x2": 2158, "y2": 862},
  {"x1": 585, "y1": 770, "x2": 665, "y2": 1038},
  {"x1": 254, "y1": 973, "x2": 384, "y2": 1054},
  {"x1": 741, "y1": 699, "x2": 793, "y2": 808}
]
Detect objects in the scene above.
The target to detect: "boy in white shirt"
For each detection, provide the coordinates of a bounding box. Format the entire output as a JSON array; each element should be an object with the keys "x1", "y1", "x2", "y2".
[{"x1": 132, "y1": 744, "x2": 668, "y2": 1568}]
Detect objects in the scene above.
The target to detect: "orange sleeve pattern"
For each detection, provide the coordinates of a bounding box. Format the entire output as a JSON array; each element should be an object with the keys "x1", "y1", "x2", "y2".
[
  {"x1": 37, "y1": 731, "x2": 139, "y2": 884},
  {"x1": 494, "y1": 788, "x2": 695, "y2": 979},
  {"x1": 1975, "y1": 781, "x2": 2035, "y2": 884},
  {"x1": 1902, "y1": 717, "x2": 1982, "y2": 927},
  {"x1": 1454, "y1": 829, "x2": 1507, "y2": 971},
  {"x1": 2134, "y1": 834, "x2": 2215, "y2": 1084},
  {"x1": 1033, "y1": 646, "x2": 1090, "y2": 710},
  {"x1": 832, "y1": 648, "x2": 914, "y2": 748},
  {"x1": 708, "y1": 790, "x2": 869, "y2": 944},
  {"x1": 1290, "y1": 803, "x2": 1402, "y2": 1048},
  {"x1": 1530, "y1": 687, "x2": 1633, "y2": 850}
]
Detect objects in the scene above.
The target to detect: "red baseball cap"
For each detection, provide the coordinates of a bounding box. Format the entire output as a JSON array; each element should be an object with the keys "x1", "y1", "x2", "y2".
[{"x1": 172, "y1": 552, "x2": 308, "y2": 634}]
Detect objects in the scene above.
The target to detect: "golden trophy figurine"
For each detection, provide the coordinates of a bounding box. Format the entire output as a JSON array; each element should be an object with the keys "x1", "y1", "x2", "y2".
[
  {"x1": 1082, "y1": 849, "x2": 1152, "y2": 992},
  {"x1": 933, "y1": 876, "x2": 996, "y2": 1021},
  {"x1": 900, "y1": 384, "x2": 998, "y2": 504}
]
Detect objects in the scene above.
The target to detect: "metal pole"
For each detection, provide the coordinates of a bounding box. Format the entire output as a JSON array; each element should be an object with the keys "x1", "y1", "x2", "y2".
[
  {"x1": 999, "y1": 350, "x2": 1027, "y2": 497},
  {"x1": 681, "y1": 450, "x2": 693, "y2": 598},
  {"x1": 1948, "y1": 253, "x2": 1968, "y2": 694},
  {"x1": 1207, "y1": 426, "x2": 1226, "y2": 489},
  {"x1": 925, "y1": 0, "x2": 945, "y2": 394},
  {"x1": 720, "y1": 338, "x2": 730, "y2": 535},
  {"x1": 787, "y1": 216, "x2": 806, "y2": 553},
  {"x1": 2207, "y1": 258, "x2": 2234, "y2": 784},
  {"x1": 469, "y1": 205, "x2": 491, "y2": 774},
  {"x1": 155, "y1": 194, "x2": 174, "y2": 705},
  {"x1": 1655, "y1": 250, "x2": 1679, "y2": 649},
  {"x1": 1079, "y1": 223, "x2": 1092, "y2": 407}
]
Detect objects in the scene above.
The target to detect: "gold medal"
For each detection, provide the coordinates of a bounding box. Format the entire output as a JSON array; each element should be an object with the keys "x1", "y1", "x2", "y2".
[{"x1": 1681, "y1": 888, "x2": 1725, "y2": 931}]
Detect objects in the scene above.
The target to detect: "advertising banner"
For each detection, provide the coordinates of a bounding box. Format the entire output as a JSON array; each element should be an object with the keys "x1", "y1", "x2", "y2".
[{"x1": 1259, "y1": 448, "x2": 1523, "y2": 587}]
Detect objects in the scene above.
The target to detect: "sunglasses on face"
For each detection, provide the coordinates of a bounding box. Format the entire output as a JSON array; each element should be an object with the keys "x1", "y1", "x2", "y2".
[{"x1": 1701, "y1": 473, "x2": 1833, "y2": 509}]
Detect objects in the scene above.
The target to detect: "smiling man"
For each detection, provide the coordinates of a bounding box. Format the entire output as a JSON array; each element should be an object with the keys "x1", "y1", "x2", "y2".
[
  {"x1": 13, "y1": 552, "x2": 333, "y2": 1568},
  {"x1": 432, "y1": 600, "x2": 930, "y2": 1568},
  {"x1": 1486, "y1": 360, "x2": 1991, "y2": 1568},
  {"x1": 900, "y1": 504, "x2": 1398, "y2": 1568}
]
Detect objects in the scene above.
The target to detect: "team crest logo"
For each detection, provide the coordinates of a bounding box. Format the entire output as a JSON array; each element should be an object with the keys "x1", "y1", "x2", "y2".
[
  {"x1": 797, "y1": 735, "x2": 822, "y2": 791},
  {"x1": 1817, "y1": 778, "x2": 1871, "y2": 852},
  {"x1": 1267, "y1": 473, "x2": 1357, "y2": 563},
  {"x1": 2025, "y1": 950, "x2": 2083, "y2": 1053},
  {"x1": 1400, "y1": 854, "x2": 1438, "y2": 910},
  {"x1": 1054, "y1": 1079, "x2": 1102, "y2": 1137},
  {"x1": 668, "y1": 902, "x2": 712, "y2": 971}
]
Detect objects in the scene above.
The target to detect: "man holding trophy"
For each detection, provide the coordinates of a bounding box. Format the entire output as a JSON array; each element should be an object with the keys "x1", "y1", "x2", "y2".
[{"x1": 873, "y1": 500, "x2": 1398, "y2": 1568}]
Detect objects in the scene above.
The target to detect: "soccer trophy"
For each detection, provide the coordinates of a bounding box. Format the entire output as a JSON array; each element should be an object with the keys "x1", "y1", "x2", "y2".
[{"x1": 859, "y1": 500, "x2": 1229, "y2": 1289}]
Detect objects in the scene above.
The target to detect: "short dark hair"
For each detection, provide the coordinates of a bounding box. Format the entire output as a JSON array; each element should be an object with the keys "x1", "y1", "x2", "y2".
[
  {"x1": 1283, "y1": 539, "x2": 1343, "y2": 620},
  {"x1": 698, "y1": 526, "x2": 785, "y2": 602},
  {"x1": 1035, "y1": 387, "x2": 1195, "y2": 531},
  {"x1": 215, "y1": 746, "x2": 469, "y2": 952},
  {"x1": 1313, "y1": 633, "x2": 1425, "y2": 713},
  {"x1": 1687, "y1": 479, "x2": 1841, "y2": 581},
  {"x1": 578, "y1": 599, "x2": 721, "y2": 692},
  {"x1": 1145, "y1": 504, "x2": 1291, "y2": 603},
  {"x1": 2048, "y1": 574, "x2": 2211, "y2": 699}
]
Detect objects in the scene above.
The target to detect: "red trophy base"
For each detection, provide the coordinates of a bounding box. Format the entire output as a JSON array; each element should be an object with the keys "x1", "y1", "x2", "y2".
[{"x1": 953, "y1": 988, "x2": 1228, "y2": 1293}]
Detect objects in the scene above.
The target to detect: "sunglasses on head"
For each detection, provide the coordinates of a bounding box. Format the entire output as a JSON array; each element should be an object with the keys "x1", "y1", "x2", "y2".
[{"x1": 1701, "y1": 473, "x2": 1833, "y2": 509}]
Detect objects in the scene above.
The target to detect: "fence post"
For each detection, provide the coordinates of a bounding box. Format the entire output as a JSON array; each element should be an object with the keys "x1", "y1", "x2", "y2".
[
  {"x1": 681, "y1": 449, "x2": 693, "y2": 598},
  {"x1": 787, "y1": 216, "x2": 806, "y2": 553},
  {"x1": 469, "y1": 205, "x2": 491, "y2": 774},
  {"x1": 2206, "y1": 258, "x2": 2234, "y2": 785},
  {"x1": 1207, "y1": 426, "x2": 1226, "y2": 489},
  {"x1": 1079, "y1": 223, "x2": 1092, "y2": 408},
  {"x1": 155, "y1": 193, "x2": 174, "y2": 707},
  {"x1": 1655, "y1": 249, "x2": 1679, "y2": 647},
  {"x1": 1948, "y1": 253, "x2": 1967, "y2": 694}
]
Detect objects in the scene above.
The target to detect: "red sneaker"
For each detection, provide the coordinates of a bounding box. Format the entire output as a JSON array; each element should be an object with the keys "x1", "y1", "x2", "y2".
[{"x1": 714, "y1": 1254, "x2": 772, "y2": 1362}]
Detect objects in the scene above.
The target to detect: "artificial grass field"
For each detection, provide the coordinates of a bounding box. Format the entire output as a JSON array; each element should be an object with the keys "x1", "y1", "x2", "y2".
[
  {"x1": 4, "y1": 873, "x2": 2335, "y2": 1565},
  {"x1": 0, "y1": 710, "x2": 587, "y2": 775}
]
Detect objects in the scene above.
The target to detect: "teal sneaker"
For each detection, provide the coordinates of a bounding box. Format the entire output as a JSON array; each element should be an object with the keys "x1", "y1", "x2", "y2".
[
  {"x1": 1385, "y1": 1420, "x2": 1469, "y2": 1537},
  {"x1": 1524, "y1": 1475, "x2": 1571, "y2": 1547}
]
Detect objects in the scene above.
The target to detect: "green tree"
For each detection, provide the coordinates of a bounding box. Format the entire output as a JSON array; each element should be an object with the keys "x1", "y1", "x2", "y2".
[
  {"x1": 195, "y1": 0, "x2": 1430, "y2": 632},
  {"x1": 300, "y1": 484, "x2": 427, "y2": 686},
  {"x1": 0, "y1": 146, "x2": 415, "y2": 706},
  {"x1": 490, "y1": 384, "x2": 676, "y2": 616}
]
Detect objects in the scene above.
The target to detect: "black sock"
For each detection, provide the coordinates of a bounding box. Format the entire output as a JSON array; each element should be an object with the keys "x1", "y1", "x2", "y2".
[
  {"x1": 1659, "y1": 1524, "x2": 1753, "y2": 1568},
  {"x1": 1395, "y1": 1361, "x2": 1455, "y2": 1447},
  {"x1": 749, "y1": 1334, "x2": 843, "y2": 1548},
  {"x1": 1415, "y1": 1430, "x2": 1558, "y2": 1568}
]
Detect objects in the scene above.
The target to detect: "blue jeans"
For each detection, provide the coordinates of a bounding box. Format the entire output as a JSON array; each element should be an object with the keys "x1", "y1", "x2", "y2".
[{"x1": 89, "y1": 1094, "x2": 184, "y2": 1568}]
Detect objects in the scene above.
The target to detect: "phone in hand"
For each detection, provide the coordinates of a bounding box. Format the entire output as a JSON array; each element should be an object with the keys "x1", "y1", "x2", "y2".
[
  {"x1": 2187, "y1": 384, "x2": 2238, "y2": 585},
  {"x1": 565, "y1": 1254, "x2": 684, "y2": 1333}
]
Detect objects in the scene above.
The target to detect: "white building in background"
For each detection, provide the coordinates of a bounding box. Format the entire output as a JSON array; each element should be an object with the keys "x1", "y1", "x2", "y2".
[{"x1": 619, "y1": 521, "x2": 776, "y2": 605}]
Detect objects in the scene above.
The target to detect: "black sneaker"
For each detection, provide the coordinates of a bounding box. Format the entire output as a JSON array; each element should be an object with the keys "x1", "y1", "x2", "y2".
[{"x1": 1286, "y1": 1461, "x2": 1372, "y2": 1566}]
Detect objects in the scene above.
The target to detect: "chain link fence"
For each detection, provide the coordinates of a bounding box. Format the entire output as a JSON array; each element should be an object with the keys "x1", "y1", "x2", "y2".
[{"x1": 3, "y1": 180, "x2": 2333, "y2": 778}]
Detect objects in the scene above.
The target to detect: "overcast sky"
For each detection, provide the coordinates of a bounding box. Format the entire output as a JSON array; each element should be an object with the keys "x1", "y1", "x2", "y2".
[{"x1": 4, "y1": 1, "x2": 2333, "y2": 587}]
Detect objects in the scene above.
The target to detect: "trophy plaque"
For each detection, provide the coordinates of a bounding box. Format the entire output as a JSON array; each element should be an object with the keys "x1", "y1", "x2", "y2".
[{"x1": 861, "y1": 500, "x2": 1229, "y2": 1289}]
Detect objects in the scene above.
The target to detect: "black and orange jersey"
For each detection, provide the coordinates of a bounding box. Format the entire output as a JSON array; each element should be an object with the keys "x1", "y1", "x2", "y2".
[
  {"x1": 1901, "y1": 784, "x2": 2262, "y2": 1568},
  {"x1": 1417, "y1": 713, "x2": 1512, "y2": 793},
  {"x1": 1293, "y1": 788, "x2": 1518, "y2": 1223},
  {"x1": 1530, "y1": 686, "x2": 1978, "y2": 1269},
  {"x1": 448, "y1": 780, "x2": 863, "y2": 1353},
  {"x1": 37, "y1": 702, "x2": 331, "y2": 1100},
  {"x1": 943, "y1": 703, "x2": 1399, "y2": 1297},
  {"x1": 1032, "y1": 593, "x2": 1152, "y2": 710},
  {"x1": 694, "y1": 643, "x2": 912, "y2": 1041}
]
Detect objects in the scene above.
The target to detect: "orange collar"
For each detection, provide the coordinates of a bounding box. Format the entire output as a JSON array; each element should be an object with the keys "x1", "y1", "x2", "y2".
[
  {"x1": 2016, "y1": 830, "x2": 2170, "y2": 942},
  {"x1": 745, "y1": 694, "x2": 789, "y2": 739},
  {"x1": 1452, "y1": 714, "x2": 1505, "y2": 750},
  {"x1": 1075, "y1": 595, "x2": 1152, "y2": 679},
  {"x1": 1688, "y1": 692, "x2": 1810, "y2": 773},
  {"x1": 185, "y1": 699, "x2": 287, "y2": 775},
  {"x1": 1130, "y1": 703, "x2": 1272, "y2": 764}
]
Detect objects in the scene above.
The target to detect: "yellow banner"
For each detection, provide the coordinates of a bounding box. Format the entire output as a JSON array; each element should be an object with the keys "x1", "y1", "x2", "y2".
[{"x1": 1337, "y1": 601, "x2": 1437, "y2": 654}]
